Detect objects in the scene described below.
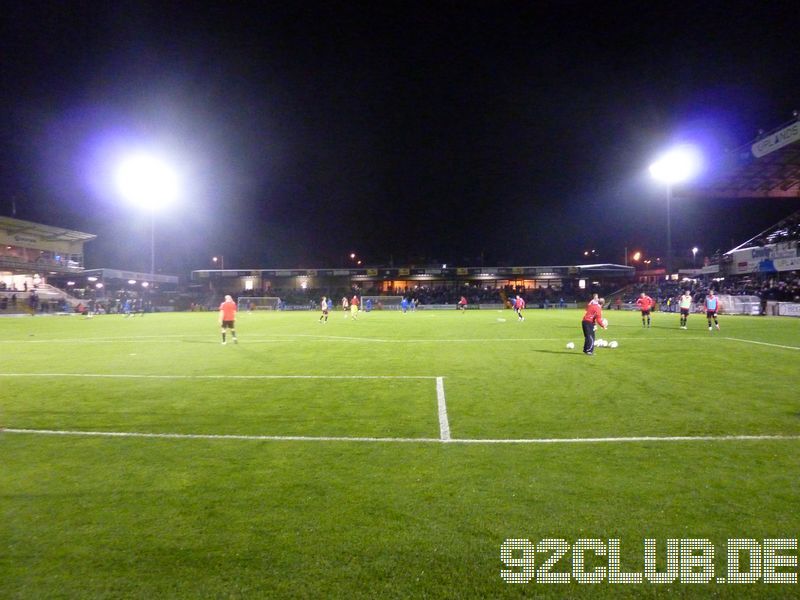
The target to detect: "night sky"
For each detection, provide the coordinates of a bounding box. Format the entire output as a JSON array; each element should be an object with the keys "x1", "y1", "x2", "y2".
[{"x1": 2, "y1": 2, "x2": 799, "y2": 274}]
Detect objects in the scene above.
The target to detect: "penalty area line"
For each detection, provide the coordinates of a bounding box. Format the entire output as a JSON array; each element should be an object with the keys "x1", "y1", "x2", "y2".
[
  {"x1": 436, "y1": 376, "x2": 451, "y2": 441},
  {"x1": 3, "y1": 429, "x2": 800, "y2": 445}
]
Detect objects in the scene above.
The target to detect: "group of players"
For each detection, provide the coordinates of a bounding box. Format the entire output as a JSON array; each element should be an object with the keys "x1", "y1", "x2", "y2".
[
  {"x1": 580, "y1": 289, "x2": 722, "y2": 355},
  {"x1": 632, "y1": 290, "x2": 721, "y2": 331},
  {"x1": 217, "y1": 289, "x2": 723, "y2": 347}
]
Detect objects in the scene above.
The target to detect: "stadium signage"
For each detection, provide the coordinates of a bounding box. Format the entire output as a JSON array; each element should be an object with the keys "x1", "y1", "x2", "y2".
[
  {"x1": 751, "y1": 121, "x2": 800, "y2": 158},
  {"x1": 777, "y1": 303, "x2": 800, "y2": 317}
]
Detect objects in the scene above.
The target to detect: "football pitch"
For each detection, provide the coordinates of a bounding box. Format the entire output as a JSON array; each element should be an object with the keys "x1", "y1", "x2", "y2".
[{"x1": 2, "y1": 308, "x2": 799, "y2": 598}]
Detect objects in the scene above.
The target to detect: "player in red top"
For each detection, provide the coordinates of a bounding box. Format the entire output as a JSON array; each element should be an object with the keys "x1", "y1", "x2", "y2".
[
  {"x1": 513, "y1": 295, "x2": 526, "y2": 321},
  {"x1": 636, "y1": 292, "x2": 654, "y2": 328},
  {"x1": 581, "y1": 297, "x2": 607, "y2": 355},
  {"x1": 457, "y1": 296, "x2": 467, "y2": 311},
  {"x1": 350, "y1": 294, "x2": 359, "y2": 319},
  {"x1": 218, "y1": 294, "x2": 238, "y2": 345}
]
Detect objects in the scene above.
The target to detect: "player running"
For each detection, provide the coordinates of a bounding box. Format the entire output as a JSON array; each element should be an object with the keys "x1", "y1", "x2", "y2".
[
  {"x1": 705, "y1": 290, "x2": 721, "y2": 332},
  {"x1": 581, "y1": 297, "x2": 607, "y2": 355},
  {"x1": 636, "y1": 292, "x2": 654, "y2": 327},
  {"x1": 218, "y1": 294, "x2": 238, "y2": 345},
  {"x1": 513, "y1": 294, "x2": 526, "y2": 321},
  {"x1": 679, "y1": 290, "x2": 692, "y2": 329},
  {"x1": 318, "y1": 296, "x2": 329, "y2": 323},
  {"x1": 457, "y1": 296, "x2": 467, "y2": 311}
]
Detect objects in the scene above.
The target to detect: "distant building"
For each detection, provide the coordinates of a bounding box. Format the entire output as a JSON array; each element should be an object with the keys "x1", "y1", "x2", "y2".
[{"x1": 0, "y1": 216, "x2": 95, "y2": 290}]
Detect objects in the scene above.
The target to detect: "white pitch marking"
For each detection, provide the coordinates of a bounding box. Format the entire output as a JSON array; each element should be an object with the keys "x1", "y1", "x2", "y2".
[
  {"x1": 0, "y1": 373, "x2": 438, "y2": 380},
  {"x1": 722, "y1": 337, "x2": 800, "y2": 351},
  {"x1": 436, "y1": 376, "x2": 451, "y2": 441},
  {"x1": 1, "y1": 428, "x2": 439, "y2": 443},
  {"x1": 4, "y1": 429, "x2": 799, "y2": 445}
]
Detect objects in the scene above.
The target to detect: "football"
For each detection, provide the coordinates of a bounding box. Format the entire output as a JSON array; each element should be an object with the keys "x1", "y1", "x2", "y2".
[
  {"x1": 609, "y1": 341, "x2": 618, "y2": 348},
  {"x1": 566, "y1": 342, "x2": 575, "y2": 349}
]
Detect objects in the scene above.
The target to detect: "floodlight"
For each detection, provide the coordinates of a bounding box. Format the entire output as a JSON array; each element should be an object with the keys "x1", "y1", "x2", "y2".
[
  {"x1": 115, "y1": 153, "x2": 179, "y2": 211},
  {"x1": 648, "y1": 145, "x2": 702, "y2": 184}
]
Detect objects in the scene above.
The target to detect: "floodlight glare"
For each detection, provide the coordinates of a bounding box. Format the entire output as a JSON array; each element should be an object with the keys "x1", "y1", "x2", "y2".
[
  {"x1": 648, "y1": 145, "x2": 702, "y2": 184},
  {"x1": 115, "y1": 154, "x2": 179, "y2": 210}
]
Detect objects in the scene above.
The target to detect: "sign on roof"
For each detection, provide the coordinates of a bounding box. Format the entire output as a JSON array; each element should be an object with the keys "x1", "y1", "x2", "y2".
[{"x1": 751, "y1": 121, "x2": 800, "y2": 158}]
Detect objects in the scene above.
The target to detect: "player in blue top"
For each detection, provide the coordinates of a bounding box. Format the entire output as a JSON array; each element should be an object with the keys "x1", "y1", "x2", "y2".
[
  {"x1": 705, "y1": 290, "x2": 720, "y2": 332},
  {"x1": 400, "y1": 297, "x2": 409, "y2": 313}
]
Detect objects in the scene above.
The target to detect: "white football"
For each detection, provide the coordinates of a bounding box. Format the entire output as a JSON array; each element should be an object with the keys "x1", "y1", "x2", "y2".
[
  {"x1": 609, "y1": 341, "x2": 618, "y2": 348},
  {"x1": 566, "y1": 342, "x2": 575, "y2": 349}
]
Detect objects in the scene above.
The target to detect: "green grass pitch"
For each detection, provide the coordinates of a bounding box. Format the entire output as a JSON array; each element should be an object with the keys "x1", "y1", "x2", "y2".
[{"x1": 2, "y1": 308, "x2": 799, "y2": 598}]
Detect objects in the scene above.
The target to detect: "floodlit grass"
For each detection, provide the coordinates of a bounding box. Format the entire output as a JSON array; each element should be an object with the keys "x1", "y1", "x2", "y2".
[{"x1": 1, "y1": 308, "x2": 799, "y2": 598}]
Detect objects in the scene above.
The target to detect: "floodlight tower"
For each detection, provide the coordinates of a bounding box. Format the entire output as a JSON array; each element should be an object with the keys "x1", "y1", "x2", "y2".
[
  {"x1": 649, "y1": 145, "x2": 702, "y2": 276},
  {"x1": 115, "y1": 153, "x2": 179, "y2": 283}
]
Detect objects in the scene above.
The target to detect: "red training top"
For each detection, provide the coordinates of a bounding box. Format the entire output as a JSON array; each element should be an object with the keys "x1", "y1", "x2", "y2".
[
  {"x1": 636, "y1": 295, "x2": 654, "y2": 311},
  {"x1": 219, "y1": 300, "x2": 236, "y2": 321},
  {"x1": 582, "y1": 302, "x2": 605, "y2": 327}
]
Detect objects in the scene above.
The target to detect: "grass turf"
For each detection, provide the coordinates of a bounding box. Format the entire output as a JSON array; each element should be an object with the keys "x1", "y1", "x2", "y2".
[{"x1": 1, "y1": 308, "x2": 799, "y2": 598}]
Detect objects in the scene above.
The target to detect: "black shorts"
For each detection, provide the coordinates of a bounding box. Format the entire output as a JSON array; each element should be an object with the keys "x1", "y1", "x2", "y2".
[
  {"x1": 680, "y1": 308, "x2": 689, "y2": 316},
  {"x1": 640, "y1": 310, "x2": 650, "y2": 316},
  {"x1": 221, "y1": 320, "x2": 235, "y2": 329},
  {"x1": 706, "y1": 310, "x2": 716, "y2": 319}
]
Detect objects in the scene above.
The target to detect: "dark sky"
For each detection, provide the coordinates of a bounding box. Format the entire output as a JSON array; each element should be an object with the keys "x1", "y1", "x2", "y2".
[{"x1": 2, "y1": 1, "x2": 799, "y2": 273}]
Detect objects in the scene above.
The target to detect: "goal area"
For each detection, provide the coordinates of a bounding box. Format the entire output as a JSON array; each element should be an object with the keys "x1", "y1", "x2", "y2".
[
  {"x1": 237, "y1": 296, "x2": 281, "y2": 311},
  {"x1": 361, "y1": 296, "x2": 404, "y2": 310}
]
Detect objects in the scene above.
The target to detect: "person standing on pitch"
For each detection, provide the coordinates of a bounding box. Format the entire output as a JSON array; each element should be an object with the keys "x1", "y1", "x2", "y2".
[
  {"x1": 218, "y1": 294, "x2": 238, "y2": 345},
  {"x1": 636, "y1": 292, "x2": 654, "y2": 327},
  {"x1": 350, "y1": 294, "x2": 359, "y2": 319},
  {"x1": 319, "y1": 296, "x2": 329, "y2": 323},
  {"x1": 679, "y1": 290, "x2": 692, "y2": 329},
  {"x1": 341, "y1": 296, "x2": 349, "y2": 318},
  {"x1": 513, "y1": 294, "x2": 526, "y2": 321},
  {"x1": 581, "y1": 297, "x2": 607, "y2": 355},
  {"x1": 705, "y1": 290, "x2": 720, "y2": 332}
]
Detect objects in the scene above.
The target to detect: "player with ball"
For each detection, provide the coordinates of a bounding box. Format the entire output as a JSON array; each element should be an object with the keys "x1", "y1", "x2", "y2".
[{"x1": 581, "y1": 296, "x2": 607, "y2": 355}]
